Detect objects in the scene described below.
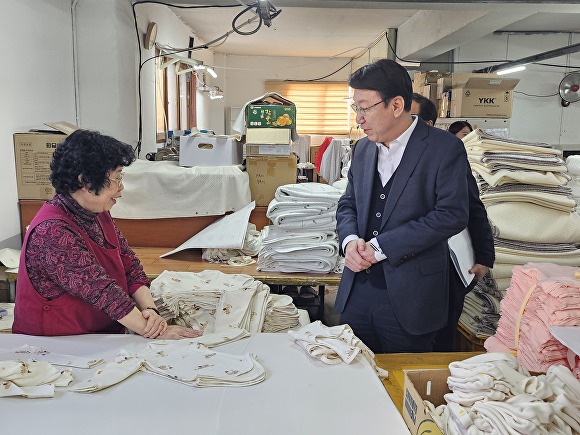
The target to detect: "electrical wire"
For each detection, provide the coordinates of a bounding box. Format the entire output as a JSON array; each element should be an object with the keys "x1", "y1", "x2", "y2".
[
  {"x1": 284, "y1": 60, "x2": 353, "y2": 82},
  {"x1": 131, "y1": 0, "x2": 277, "y2": 156}
]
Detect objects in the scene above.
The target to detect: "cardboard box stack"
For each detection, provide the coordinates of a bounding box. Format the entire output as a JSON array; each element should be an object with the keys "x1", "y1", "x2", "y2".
[
  {"x1": 413, "y1": 72, "x2": 520, "y2": 119},
  {"x1": 244, "y1": 95, "x2": 298, "y2": 205},
  {"x1": 13, "y1": 122, "x2": 78, "y2": 200}
]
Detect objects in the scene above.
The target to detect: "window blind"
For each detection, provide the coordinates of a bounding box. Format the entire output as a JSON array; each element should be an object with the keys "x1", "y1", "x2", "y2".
[{"x1": 265, "y1": 81, "x2": 356, "y2": 135}]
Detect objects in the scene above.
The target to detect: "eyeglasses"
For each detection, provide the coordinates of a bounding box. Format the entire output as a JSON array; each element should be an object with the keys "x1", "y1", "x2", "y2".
[
  {"x1": 351, "y1": 100, "x2": 385, "y2": 116},
  {"x1": 109, "y1": 172, "x2": 124, "y2": 185}
]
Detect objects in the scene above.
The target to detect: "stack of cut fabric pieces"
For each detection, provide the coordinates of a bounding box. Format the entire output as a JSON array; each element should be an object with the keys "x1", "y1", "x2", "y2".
[
  {"x1": 427, "y1": 352, "x2": 580, "y2": 434},
  {"x1": 70, "y1": 333, "x2": 266, "y2": 393},
  {"x1": 262, "y1": 294, "x2": 300, "y2": 332},
  {"x1": 485, "y1": 262, "x2": 580, "y2": 377},
  {"x1": 150, "y1": 270, "x2": 299, "y2": 334},
  {"x1": 258, "y1": 183, "x2": 341, "y2": 273},
  {"x1": 463, "y1": 129, "x2": 580, "y2": 293},
  {"x1": 458, "y1": 273, "x2": 502, "y2": 340}
]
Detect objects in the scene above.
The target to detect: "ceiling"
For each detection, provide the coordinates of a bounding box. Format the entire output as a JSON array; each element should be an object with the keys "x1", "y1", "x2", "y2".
[{"x1": 169, "y1": 1, "x2": 580, "y2": 62}]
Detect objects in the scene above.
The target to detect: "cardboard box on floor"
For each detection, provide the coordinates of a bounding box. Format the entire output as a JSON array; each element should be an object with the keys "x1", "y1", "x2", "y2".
[
  {"x1": 13, "y1": 122, "x2": 79, "y2": 200},
  {"x1": 246, "y1": 155, "x2": 297, "y2": 206},
  {"x1": 402, "y1": 368, "x2": 450, "y2": 435}
]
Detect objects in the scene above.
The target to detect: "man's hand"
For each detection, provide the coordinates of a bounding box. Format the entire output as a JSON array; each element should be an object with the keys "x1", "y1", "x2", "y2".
[
  {"x1": 344, "y1": 238, "x2": 376, "y2": 272},
  {"x1": 469, "y1": 264, "x2": 489, "y2": 281}
]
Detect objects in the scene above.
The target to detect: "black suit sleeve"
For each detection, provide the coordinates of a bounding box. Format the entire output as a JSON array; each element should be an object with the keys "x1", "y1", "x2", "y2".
[{"x1": 466, "y1": 169, "x2": 495, "y2": 268}]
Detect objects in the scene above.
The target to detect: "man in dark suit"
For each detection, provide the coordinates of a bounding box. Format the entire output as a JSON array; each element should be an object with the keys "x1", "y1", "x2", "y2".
[
  {"x1": 335, "y1": 59, "x2": 469, "y2": 353},
  {"x1": 411, "y1": 93, "x2": 495, "y2": 351}
]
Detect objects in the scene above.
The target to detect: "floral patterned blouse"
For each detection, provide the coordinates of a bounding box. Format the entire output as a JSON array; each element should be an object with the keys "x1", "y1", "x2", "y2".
[{"x1": 25, "y1": 194, "x2": 149, "y2": 320}]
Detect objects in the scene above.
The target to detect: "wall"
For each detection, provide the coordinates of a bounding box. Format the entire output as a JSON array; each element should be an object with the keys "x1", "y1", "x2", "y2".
[
  {"x1": 454, "y1": 32, "x2": 580, "y2": 148},
  {"x1": 0, "y1": 0, "x2": 75, "y2": 249},
  {"x1": 216, "y1": 53, "x2": 352, "y2": 138}
]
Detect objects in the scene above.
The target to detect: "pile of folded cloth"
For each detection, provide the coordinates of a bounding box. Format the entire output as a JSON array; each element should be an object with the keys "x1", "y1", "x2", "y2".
[
  {"x1": 459, "y1": 273, "x2": 502, "y2": 340},
  {"x1": 70, "y1": 331, "x2": 266, "y2": 393},
  {"x1": 463, "y1": 129, "x2": 580, "y2": 292},
  {"x1": 288, "y1": 320, "x2": 387, "y2": 377},
  {"x1": 0, "y1": 344, "x2": 102, "y2": 398},
  {"x1": 262, "y1": 294, "x2": 301, "y2": 332},
  {"x1": 258, "y1": 183, "x2": 342, "y2": 273},
  {"x1": 566, "y1": 154, "x2": 580, "y2": 210},
  {"x1": 150, "y1": 270, "x2": 299, "y2": 334},
  {"x1": 485, "y1": 262, "x2": 580, "y2": 377},
  {"x1": 201, "y1": 223, "x2": 262, "y2": 264},
  {"x1": 427, "y1": 352, "x2": 580, "y2": 434}
]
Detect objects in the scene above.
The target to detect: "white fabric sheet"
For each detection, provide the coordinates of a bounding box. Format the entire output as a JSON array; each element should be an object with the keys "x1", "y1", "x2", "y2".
[{"x1": 110, "y1": 159, "x2": 251, "y2": 219}]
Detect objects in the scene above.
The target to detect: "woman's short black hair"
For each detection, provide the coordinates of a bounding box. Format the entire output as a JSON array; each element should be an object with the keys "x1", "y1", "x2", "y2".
[
  {"x1": 448, "y1": 120, "x2": 473, "y2": 136},
  {"x1": 348, "y1": 59, "x2": 413, "y2": 111},
  {"x1": 50, "y1": 129, "x2": 135, "y2": 195}
]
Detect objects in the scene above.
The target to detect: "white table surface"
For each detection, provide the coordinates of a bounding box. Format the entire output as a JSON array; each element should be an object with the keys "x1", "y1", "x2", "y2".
[{"x1": 0, "y1": 333, "x2": 409, "y2": 435}]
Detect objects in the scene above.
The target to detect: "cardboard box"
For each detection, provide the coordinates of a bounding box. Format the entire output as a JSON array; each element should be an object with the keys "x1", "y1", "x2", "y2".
[
  {"x1": 437, "y1": 73, "x2": 499, "y2": 99},
  {"x1": 413, "y1": 71, "x2": 452, "y2": 87},
  {"x1": 247, "y1": 104, "x2": 296, "y2": 128},
  {"x1": 244, "y1": 144, "x2": 291, "y2": 157},
  {"x1": 246, "y1": 128, "x2": 291, "y2": 144},
  {"x1": 421, "y1": 84, "x2": 438, "y2": 104},
  {"x1": 450, "y1": 77, "x2": 519, "y2": 118},
  {"x1": 179, "y1": 136, "x2": 242, "y2": 167},
  {"x1": 13, "y1": 122, "x2": 78, "y2": 200},
  {"x1": 402, "y1": 369, "x2": 450, "y2": 435},
  {"x1": 246, "y1": 155, "x2": 297, "y2": 206}
]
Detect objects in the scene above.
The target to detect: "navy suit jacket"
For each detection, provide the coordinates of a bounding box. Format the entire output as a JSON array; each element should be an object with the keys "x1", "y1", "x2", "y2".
[{"x1": 335, "y1": 119, "x2": 469, "y2": 335}]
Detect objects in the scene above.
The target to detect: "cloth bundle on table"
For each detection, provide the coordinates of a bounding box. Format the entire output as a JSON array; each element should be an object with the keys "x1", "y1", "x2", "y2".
[
  {"x1": 201, "y1": 223, "x2": 262, "y2": 264},
  {"x1": 426, "y1": 352, "x2": 580, "y2": 435},
  {"x1": 288, "y1": 320, "x2": 387, "y2": 377},
  {"x1": 257, "y1": 183, "x2": 342, "y2": 274},
  {"x1": 150, "y1": 270, "x2": 299, "y2": 333},
  {"x1": 461, "y1": 130, "x2": 580, "y2": 302},
  {"x1": 485, "y1": 262, "x2": 580, "y2": 377},
  {"x1": 0, "y1": 360, "x2": 73, "y2": 398},
  {"x1": 110, "y1": 159, "x2": 251, "y2": 219},
  {"x1": 70, "y1": 335, "x2": 266, "y2": 393},
  {"x1": 261, "y1": 294, "x2": 300, "y2": 332}
]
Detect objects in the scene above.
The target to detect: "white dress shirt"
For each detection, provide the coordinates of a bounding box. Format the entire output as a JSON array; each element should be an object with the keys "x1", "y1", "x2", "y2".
[{"x1": 342, "y1": 116, "x2": 419, "y2": 261}]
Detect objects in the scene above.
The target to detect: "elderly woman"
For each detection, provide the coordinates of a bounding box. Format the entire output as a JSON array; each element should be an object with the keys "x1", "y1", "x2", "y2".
[{"x1": 13, "y1": 130, "x2": 200, "y2": 340}]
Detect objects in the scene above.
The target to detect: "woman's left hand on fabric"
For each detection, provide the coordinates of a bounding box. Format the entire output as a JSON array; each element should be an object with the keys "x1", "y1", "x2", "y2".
[{"x1": 141, "y1": 308, "x2": 167, "y2": 338}]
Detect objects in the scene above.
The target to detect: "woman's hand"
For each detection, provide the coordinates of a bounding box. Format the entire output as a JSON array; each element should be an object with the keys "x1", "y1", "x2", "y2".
[
  {"x1": 157, "y1": 325, "x2": 203, "y2": 340},
  {"x1": 141, "y1": 308, "x2": 167, "y2": 339}
]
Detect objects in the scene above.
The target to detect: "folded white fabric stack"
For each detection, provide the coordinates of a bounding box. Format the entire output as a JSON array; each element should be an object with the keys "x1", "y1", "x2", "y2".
[
  {"x1": 202, "y1": 223, "x2": 262, "y2": 263},
  {"x1": 258, "y1": 183, "x2": 342, "y2": 273},
  {"x1": 462, "y1": 129, "x2": 580, "y2": 293},
  {"x1": 426, "y1": 353, "x2": 580, "y2": 435},
  {"x1": 485, "y1": 262, "x2": 580, "y2": 377},
  {"x1": 150, "y1": 270, "x2": 270, "y2": 333},
  {"x1": 150, "y1": 270, "x2": 300, "y2": 334},
  {"x1": 261, "y1": 294, "x2": 300, "y2": 332}
]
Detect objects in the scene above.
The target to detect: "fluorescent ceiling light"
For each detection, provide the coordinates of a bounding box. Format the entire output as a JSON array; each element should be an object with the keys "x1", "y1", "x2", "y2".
[
  {"x1": 496, "y1": 65, "x2": 526, "y2": 76},
  {"x1": 206, "y1": 66, "x2": 217, "y2": 78}
]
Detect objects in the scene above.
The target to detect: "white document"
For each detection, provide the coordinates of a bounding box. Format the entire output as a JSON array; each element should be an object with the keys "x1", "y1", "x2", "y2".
[
  {"x1": 0, "y1": 248, "x2": 21, "y2": 268},
  {"x1": 161, "y1": 201, "x2": 255, "y2": 258},
  {"x1": 550, "y1": 326, "x2": 580, "y2": 357},
  {"x1": 448, "y1": 228, "x2": 475, "y2": 287}
]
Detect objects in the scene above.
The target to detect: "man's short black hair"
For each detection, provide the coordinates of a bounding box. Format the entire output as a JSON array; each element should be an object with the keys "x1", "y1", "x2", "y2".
[
  {"x1": 349, "y1": 59, "x2": 413, "y2": 112},
  {"x1": 412, "y1": 93, "x2": 438, "y2": 125}
]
